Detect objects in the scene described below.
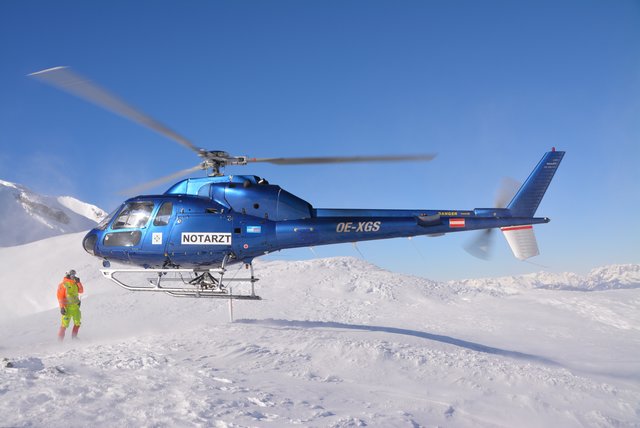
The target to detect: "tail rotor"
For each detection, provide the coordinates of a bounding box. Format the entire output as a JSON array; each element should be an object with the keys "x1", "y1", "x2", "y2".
[{"x1": 464, "y1": 177, "x2": 520, "y2": 260}]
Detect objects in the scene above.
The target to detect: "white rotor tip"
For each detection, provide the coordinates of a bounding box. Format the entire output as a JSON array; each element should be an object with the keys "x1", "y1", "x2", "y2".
[{"x1": 28, "y1": 66, "x2": 69, "y2": 77}]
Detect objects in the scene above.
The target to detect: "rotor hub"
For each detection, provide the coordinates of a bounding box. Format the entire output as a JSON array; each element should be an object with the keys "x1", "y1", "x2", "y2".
[{"x1": 199, "y1": 151, "x2": 249, "y2": 176}]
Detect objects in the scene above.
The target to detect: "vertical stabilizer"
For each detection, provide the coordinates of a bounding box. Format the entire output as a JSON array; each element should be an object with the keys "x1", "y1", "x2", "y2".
[{"x1": 507, "y1": 149, "x2": 565, "y2": 217}]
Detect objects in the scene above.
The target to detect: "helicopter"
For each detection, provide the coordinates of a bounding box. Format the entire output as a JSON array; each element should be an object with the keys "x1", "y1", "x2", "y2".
[{"x1": 30, "y1": 67, "x2": 564, "y2": 300}]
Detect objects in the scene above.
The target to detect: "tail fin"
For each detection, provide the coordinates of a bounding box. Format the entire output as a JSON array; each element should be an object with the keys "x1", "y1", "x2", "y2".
[
  {"x1": 507, "y1": 149, "x2": 565, "y2": 217},
  {"x1": 501, "y1": 149, "x2": 564, "y2": 260}
]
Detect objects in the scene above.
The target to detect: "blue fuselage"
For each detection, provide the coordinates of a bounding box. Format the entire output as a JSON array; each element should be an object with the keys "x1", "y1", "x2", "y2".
[{"x1": 82, "y1": 175, "x2": 548, "y2": 268}]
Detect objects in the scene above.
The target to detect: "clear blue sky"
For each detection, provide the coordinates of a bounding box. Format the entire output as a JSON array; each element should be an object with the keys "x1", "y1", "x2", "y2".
[{"x1": 1, "y1": 0, "x2": 638, "y2": 280}]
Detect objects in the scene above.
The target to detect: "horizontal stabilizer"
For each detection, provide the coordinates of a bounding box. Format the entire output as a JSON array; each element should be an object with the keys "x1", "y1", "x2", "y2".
[{"x1": 501, "y1": 225, "x2": 539, "y2": 260}]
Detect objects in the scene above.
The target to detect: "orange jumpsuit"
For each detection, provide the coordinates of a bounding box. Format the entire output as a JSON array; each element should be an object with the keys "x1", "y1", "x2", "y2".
[{"x1": 57, "y1": 276, "x2": 84, "y2": 340}]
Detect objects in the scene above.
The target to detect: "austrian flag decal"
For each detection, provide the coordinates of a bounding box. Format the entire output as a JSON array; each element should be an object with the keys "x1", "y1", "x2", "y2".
[{"x1": 449, "y1": 218, "x2": 465, "y2": 228}]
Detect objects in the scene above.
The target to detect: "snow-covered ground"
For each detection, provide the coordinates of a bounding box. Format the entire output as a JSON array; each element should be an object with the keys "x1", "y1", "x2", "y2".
[{"x1": 1, "y1": 232, "x2": 639, "y2": 427}]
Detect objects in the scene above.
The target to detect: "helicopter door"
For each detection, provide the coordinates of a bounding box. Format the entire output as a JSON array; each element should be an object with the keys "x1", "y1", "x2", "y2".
[
  {"x1": 235, "y1": 217, "x2": 269, "y2": 260},
  {"x1": 139, "y1": 201, "x2": 175, "y2": 254}
]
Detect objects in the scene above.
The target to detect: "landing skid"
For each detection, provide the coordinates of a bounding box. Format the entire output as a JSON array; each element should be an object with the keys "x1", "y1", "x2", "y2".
[{"x1": 100, "y1": 260, "x2": 261, "y2": 300}]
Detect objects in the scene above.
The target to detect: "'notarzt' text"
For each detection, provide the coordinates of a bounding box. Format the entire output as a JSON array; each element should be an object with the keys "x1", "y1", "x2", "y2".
[{"x1": 181, "y1": 233, "x2": 232, "y2": 245}]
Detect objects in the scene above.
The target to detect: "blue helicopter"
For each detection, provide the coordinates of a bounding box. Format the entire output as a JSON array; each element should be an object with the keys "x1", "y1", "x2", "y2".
[{"x1": 31, "y1": 67, "x2": 564, "y2": 300}]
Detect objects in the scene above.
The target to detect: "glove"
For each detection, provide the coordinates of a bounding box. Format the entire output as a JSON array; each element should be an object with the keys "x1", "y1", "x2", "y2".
[
  {"x1": 75, "y1": 277, "x2": 80, "y2": 283},
  {"x1": 60, "y1": 307, "x2": 66, "y2": 315}
]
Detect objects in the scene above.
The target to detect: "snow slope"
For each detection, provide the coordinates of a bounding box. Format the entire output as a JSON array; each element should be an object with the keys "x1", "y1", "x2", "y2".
[
  {"x1": 0, "y1": 234, "x2": 639, "y2": 427},
  {"x1": 0, "y1": 232, "x2": 103, "y2": 320},
  {"x1": 0, "y1": 179, "x2": 106, "y2": 247}
]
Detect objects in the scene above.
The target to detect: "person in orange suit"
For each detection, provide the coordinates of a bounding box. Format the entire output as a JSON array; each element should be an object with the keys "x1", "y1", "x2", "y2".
[{"x1": 57, "y1": 269, "x2": 84, "y2": 341}]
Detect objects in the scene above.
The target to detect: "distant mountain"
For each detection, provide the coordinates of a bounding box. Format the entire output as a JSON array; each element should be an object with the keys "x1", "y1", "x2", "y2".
[
  {"x1": 451, "y1": 263, "x2": 640, "y2": 292},
  {"x1": 0, "y1": 179, "x2": 106, "y2": 247}
]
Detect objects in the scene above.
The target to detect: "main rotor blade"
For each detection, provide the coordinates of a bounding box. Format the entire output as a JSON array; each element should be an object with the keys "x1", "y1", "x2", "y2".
[
  {"x1": 119, "y1": 164, "x2": 204, "y2": 196},
  {"x1": 247, "y1": 154, "x2": 436, "y2": 165},
  {"x1": 29, "y1": 66, "x2": 201, "y2": 155}
]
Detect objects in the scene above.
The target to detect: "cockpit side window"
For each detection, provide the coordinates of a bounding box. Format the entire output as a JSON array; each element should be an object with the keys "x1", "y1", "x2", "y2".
[
  {"x1": 112, "y1": 202, "x2": 155, "y2": 229},
  {"x1": 153, "y1": 201, "x2": 173, "y2": 226}
]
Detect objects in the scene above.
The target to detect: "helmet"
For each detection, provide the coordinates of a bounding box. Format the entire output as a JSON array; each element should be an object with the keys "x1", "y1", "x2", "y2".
[{"x1": 68, "y1": 269, "x2": 76, "y2": 277}]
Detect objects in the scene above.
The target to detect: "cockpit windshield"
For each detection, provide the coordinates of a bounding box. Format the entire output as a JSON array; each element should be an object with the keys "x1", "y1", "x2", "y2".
[
  {"x1": 112, "y1": 201, "x2": 155, "y2": 229},
  {"x1": 96, "y1": 205, "x2": 122, "y2": 231}
]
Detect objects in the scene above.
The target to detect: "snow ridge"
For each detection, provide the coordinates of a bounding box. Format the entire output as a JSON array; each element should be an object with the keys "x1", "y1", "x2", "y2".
[
  {"x1": 57, "y1": 195, "x2": 107, "y2": 223},
  {"x1": 0, "y1": 180, "x2": 105, "y2": 247},
  {"x1": 449, "y1": 263, "x2": 640, "y2": 292}
]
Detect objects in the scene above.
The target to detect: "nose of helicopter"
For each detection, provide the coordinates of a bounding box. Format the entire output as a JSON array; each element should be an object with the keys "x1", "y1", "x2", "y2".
[{"x1": 83, "y1": 230, "x2": 98, "y2": 255}]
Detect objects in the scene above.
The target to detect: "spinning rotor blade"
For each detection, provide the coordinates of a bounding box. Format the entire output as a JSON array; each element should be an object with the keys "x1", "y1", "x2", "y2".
[
  {"x1": 247, "y1": 154, "x2": 436, "y2": 165},
  {"x1": 464, "y1": 229, "x2": 495, "y2": 260},
  {"x1": 119, "y1": 164, "x2": 204, "y2": 196},
  {"x1": 495, "y1": 177, "x2": 521, "y2": 208},
  {"x1": 465, "y1": 177, "x2": 522, "y2": 260},
  {"x1": 29, "y1": 66, "x2": 201, "y2": 155}
]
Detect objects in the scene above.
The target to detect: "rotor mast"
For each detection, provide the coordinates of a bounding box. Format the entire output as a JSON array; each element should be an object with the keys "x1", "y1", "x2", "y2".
[{"x1": 198, "y1": 151, "x2": 248, "y2": 177}]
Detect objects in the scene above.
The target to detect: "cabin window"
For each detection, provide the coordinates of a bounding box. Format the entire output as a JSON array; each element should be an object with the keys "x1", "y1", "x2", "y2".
[
  {"x1": 153, "y1": 202, "x2": 173, "y2": 226},
  {"x1": 103, "y1": 231, "x2": 142, "y2": 247},
  {"x1": 112, "y1": 202, "x2": 155, "y2": 229}
]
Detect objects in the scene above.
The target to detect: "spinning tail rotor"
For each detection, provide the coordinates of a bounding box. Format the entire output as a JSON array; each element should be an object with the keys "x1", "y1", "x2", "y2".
[{"x1": 464, "y1": 177, "x2": 521, "y2": 260}]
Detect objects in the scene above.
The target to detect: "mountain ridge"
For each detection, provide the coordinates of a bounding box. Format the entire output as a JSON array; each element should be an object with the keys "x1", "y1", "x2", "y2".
[
  {"x1": 449, "y1": 263, "x2": 640, "y2": 292},
  {"x1": 0, "y1": 179, "x2": 106, "y2": 247}
]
